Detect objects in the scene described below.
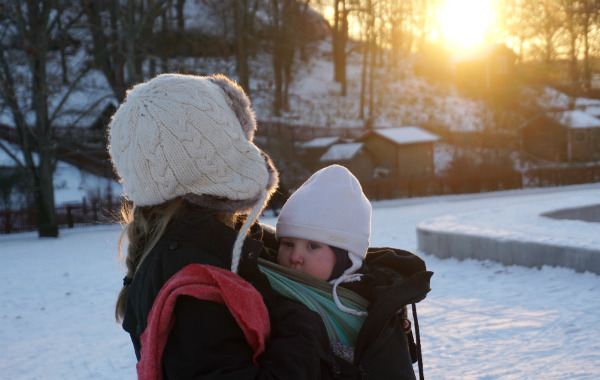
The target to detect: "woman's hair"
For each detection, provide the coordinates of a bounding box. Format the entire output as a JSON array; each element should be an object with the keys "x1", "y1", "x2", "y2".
[{"x1": 114, "y1": 197, "x2": 237, "y2": 323}]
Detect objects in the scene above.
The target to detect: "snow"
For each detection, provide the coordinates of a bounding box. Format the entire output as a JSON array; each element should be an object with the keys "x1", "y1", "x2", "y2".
[
  {"x1": 0, "y1": 142, "x2": 123, "y2": 208},
  {"x1": 372, "y1": 126, "x2": 440, "y2": 145},
  {"x1": 417, "y1": 184, "x2": 600, "y2": 251},
  {"x1": 1, "y1": 183, "x2": 599, "y2": 380},
  {"x1": 548, "y1": 110, "x2": 600, "y2": 129},
  {"x1": 535, "y1": 86, "x2": 572, "y2": 110},
  {"x1": 575, "y1": 97, "x2": 600, "y2": 108},
  {"x1": 299, "y1": 136, "x2": 340, "y2": 148},
  {"x1": 320, "y1": 142, "x2": 363, "y2": 161},
  {"x1": 582, "y1": 105, "x2": 600, "y2": 118}
]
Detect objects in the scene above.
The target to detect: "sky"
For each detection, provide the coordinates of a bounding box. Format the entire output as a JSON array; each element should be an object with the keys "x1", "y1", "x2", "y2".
[{"x1": 1, "y1": 174, "x2": 599, "y2": 379}]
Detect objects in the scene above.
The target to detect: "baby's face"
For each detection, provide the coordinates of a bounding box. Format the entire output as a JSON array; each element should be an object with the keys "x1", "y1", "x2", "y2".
[{"x1": 277, "y1": 237, "x2": 337, "y2": 281}]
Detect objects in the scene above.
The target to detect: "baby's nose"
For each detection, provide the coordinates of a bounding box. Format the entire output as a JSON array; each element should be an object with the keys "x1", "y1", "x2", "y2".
[{"x1": 290, "y1": 247, "x2": 304, "y2": 263}]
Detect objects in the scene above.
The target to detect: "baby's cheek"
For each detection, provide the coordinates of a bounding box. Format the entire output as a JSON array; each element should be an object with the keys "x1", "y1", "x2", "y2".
[{"x1": 276, "y1": 251, "x2": 286, "y2": 265}]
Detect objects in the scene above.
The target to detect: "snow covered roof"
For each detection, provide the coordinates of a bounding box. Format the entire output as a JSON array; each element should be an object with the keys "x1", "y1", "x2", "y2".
[
  {"x1": 548, "y1": 110, "x2": 600, "y2": 129},
  {"x1": 299, "y1": 136, "x2": 340, "y2": 148},
  {"x1": 583, "y1": 105, "x2": 600, "y2": 118},
  {"x1": 369, "y1": 126, "x2": 440, "y2": 145},
  {"x1": 320, "y1": 143, "x2": 363, "y2": 161},
  {"x1": 575, "y1": 97, "x2": 600, "y2": 108},
  {"x1": 519, "y1": 86, "x2": 574, "y2": 111}
]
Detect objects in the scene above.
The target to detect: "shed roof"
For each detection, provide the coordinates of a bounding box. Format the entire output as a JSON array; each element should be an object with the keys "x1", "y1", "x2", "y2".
[
  {"x1": 299, "y1": 136, "x2": 340, "y2": 148},
  {"x1": 583, "y1": 105, "x2": 600, "y2": 118},
  {"x1": 548, "y1": 110, "x2": 600, "y2": 129},
  {"x1": 367, "y1": 126, "x2": 439, "y2": 145},
  {"x1": 320, "y1": 143, "x2": 363, "y2": 162}
]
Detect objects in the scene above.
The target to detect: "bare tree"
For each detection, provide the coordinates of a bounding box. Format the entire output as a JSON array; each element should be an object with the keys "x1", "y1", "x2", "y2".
[
  {"x1": 332, "y1": 0, "x2": 349, "y2": 94},
  {"x1": 560, "y1": 0, "x2": 580, "y2": 91},
  {"x1": 576, "y1": 0, "x2": 600, "y2": 91},
  {"x1": 85, "y1": 0, "x2": 170, "y2": 102},
  {"x1": 533, "y1": 0, "x2": 563, "y2": 64},
  {"x1": 0, "y1": 0, "x2": 107, "y2": 237},
  {"x1": 197, "y1": 0, "x2": 260, "y2": 94},
  {"x1": 267, "y1": 0, "x2": 311, "y2": 115},
  {"x1": 497, "y1": 0, "x2": 535, "y2": 64},
  {"x1": 233, "y1": 0, "x2": 260, "y2": 93},
  {"x1": 358, "y1": 0, "x2": 375, "y2": 122}
]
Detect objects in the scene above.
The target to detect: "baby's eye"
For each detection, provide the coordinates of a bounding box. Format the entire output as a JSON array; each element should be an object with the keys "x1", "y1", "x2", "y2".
[
  {"x1": 281, "y1": 241, "x2": 294, "y2": 248},
  {"x1": 308, "y1": 243, "x2": 320, "y2": 250}
]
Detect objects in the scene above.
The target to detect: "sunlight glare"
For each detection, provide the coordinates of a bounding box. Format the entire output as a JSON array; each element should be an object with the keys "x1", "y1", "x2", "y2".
[{"x1": 439, "y1": 0, "x2": 494, "y2": 48}]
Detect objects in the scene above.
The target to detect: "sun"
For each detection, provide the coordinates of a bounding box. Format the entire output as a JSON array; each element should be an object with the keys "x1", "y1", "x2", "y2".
[{"x1": 439, "y1": 0, "x2": 494, "y2": 48}]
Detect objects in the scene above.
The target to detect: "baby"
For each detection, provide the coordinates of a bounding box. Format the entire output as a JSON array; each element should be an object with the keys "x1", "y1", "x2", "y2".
[
  {"x1": 272, "y1": 165, "x2": 422, "y2": 378},
  {"x1": 275, "y1": 164, "x2": 371, "y2": 315}
]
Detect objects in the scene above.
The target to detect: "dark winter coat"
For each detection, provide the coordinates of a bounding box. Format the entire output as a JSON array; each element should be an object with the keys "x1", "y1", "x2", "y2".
[
  {"x1": 260, "y1": 229, "x2": 434, "y2": 380},
  {"x1": 345, "y1": 248, "x2": 433, "y2": 379},
  {"x1": 122, "y1": 207, "x2": 339, "y2": 380}
]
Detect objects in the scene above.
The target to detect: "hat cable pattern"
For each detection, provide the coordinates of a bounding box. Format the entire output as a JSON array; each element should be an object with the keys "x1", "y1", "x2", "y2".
[{"x1": 108, "y1": 73, "x2": 279, "y2": 273}]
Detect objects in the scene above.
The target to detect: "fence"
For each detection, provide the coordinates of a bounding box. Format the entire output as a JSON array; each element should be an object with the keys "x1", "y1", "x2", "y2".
[
  {"x1": 1, "y1": 198, "x2": 126, "y2": 234},
  {"x1": 363, "y1": 172, "x2": 524, "y2": 200},
  {"x1": 2, "y1": 165, "x2": 599, "y2": 234},
  {"x1": 362, "y1": 165, "x2": 600, "y2": 200}
]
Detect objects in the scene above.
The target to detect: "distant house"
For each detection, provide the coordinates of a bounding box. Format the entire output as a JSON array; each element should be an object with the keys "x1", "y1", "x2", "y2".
[
  {"x1": 299, "y1": 136, "x2": 340, "y2": 152},
  {"x1": 521, "y1": 110, "x2": 600, "y2": 162},
  {"x1": 357, "y1": 127, "x2": 440, "y2": 178},
  {"x1": 297, "y1": 136, "x2": 341, "y2": 171},
  {"x1": 575, "y1": 97, "x2": 600, "y2": 119},
  {"x1": 453, "y1": 44, "x2": 517, "y2": 90},
  {"x1": 318, "y1": 142, "x2": 374, "y2": 184}
]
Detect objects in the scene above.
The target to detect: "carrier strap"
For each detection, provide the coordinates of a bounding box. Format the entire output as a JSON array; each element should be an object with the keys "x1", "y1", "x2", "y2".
[{"x1": 412, "y1": 303, "x2": 424, "y2": 380}]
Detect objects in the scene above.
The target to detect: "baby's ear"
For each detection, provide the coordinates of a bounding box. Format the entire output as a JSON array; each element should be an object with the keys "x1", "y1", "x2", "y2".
[{"x1": 207, "y1": 74, "x2": 256, "y2": 141}]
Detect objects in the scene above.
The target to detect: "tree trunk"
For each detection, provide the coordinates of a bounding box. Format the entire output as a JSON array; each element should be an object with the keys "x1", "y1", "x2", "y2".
[
  {"x1": 233, "y1": 0, "x2": 251, "y2": 93},
  {"x1": 340, "y1": 7, "x2": 348, "y2": 96},
  {"x1": 581, "y1": 0, "x2": 594, "y2": 91},
  {"x1": 35, "y1": 149, "x2": 58, "y2": 237},
  {"x1": 332, "y1": 0, "x2": 348, "y2": 95},
  {"x1": 367, "y1": 34, "x2": 375, "y2": 126},
  {"x1": 359, "y1": 30, "x2": 369, "y2": 120},
  {"x1": 270, "y1": 0, "x2": 283, "y2": 115},
  {"x1": 29, "y1": 0, "x2": 58, "y2": 237},
  {"x1": 565, "y1": 3, "x2": 579, "y2": 94},
  {"x1": 176, "y1": 0, "x2": 185, "y2": 32}
]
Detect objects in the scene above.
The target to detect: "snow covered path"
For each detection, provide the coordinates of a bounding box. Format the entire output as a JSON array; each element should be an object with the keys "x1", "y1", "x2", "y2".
[
  {"x1": 370, "y1": 184, "x2": 600, "y2": 380},
  {"x1": 1, "y1": 184, "x2": 599, "y2": 379}
]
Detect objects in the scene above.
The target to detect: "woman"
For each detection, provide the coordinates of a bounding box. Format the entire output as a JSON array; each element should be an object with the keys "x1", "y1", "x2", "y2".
[{"x1": 110, "y1": 73, "x2": 336, "y2": 379}]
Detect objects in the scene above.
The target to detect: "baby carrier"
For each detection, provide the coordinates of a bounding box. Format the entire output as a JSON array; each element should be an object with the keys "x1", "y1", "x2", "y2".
[{"x1": 259, "y1": 246, "x2": 433, "y2": 380}]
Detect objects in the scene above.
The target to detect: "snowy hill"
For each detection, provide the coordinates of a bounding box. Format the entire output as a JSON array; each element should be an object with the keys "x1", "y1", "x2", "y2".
[{"x1": 187, "y1": 38, "x2": 489, "y2": 133}]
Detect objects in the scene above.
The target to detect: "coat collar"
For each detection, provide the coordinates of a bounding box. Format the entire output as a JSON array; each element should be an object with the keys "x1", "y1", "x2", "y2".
[{"x1": 163, "y1": 207, "x2": 264, "y2": 269}]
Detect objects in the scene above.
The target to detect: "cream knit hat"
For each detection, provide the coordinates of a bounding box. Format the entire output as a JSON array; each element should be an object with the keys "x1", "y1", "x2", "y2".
[
  {"x1": 109, "y1": 73, "x2": 278, "y2": 273},
  {"x1": 276, "y1": 165, "x2": 372, "y2": 315}
]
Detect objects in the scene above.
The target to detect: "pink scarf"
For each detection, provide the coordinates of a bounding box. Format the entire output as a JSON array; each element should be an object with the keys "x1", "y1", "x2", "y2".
[{"x1": 137, "y1": 264, "x2": 271, "y2": 380}]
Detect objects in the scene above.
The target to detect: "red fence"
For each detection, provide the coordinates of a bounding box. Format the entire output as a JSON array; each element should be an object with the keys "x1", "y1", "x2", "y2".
[{"x1": 1, "y1": 198, "x2": 125, "y2": 234}]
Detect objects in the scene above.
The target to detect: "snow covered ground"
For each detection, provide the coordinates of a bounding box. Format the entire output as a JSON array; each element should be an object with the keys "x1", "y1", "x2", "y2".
[{"x1": 1, "y1": 183, "x2": 599, "y2": 380}]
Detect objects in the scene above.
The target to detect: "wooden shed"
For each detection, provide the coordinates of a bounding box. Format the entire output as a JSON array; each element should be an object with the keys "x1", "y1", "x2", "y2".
[
  {"x1": 521, "y1": 110, "x2": 600, "y2": 162},
  {"x1": 357, "y1": 127, "x2": 439, "y2": 178},
  {"x1": 297, "y1": 136, "x2": 341, "y2": 171},
  {"x1": 317, "y1": 142, "x2": 375, "y2": 184}
]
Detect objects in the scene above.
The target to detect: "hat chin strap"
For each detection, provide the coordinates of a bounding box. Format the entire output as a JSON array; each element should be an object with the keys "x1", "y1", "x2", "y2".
[
  {"x1": 331, "y1": 274, "x2": 368, "y2": 316},
  {"x1": 330, "y1": 257, "x2": 369, "y2": 316},
  {"x1": 231, "y1": 190, "x2": 268, "y2": 274}
]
